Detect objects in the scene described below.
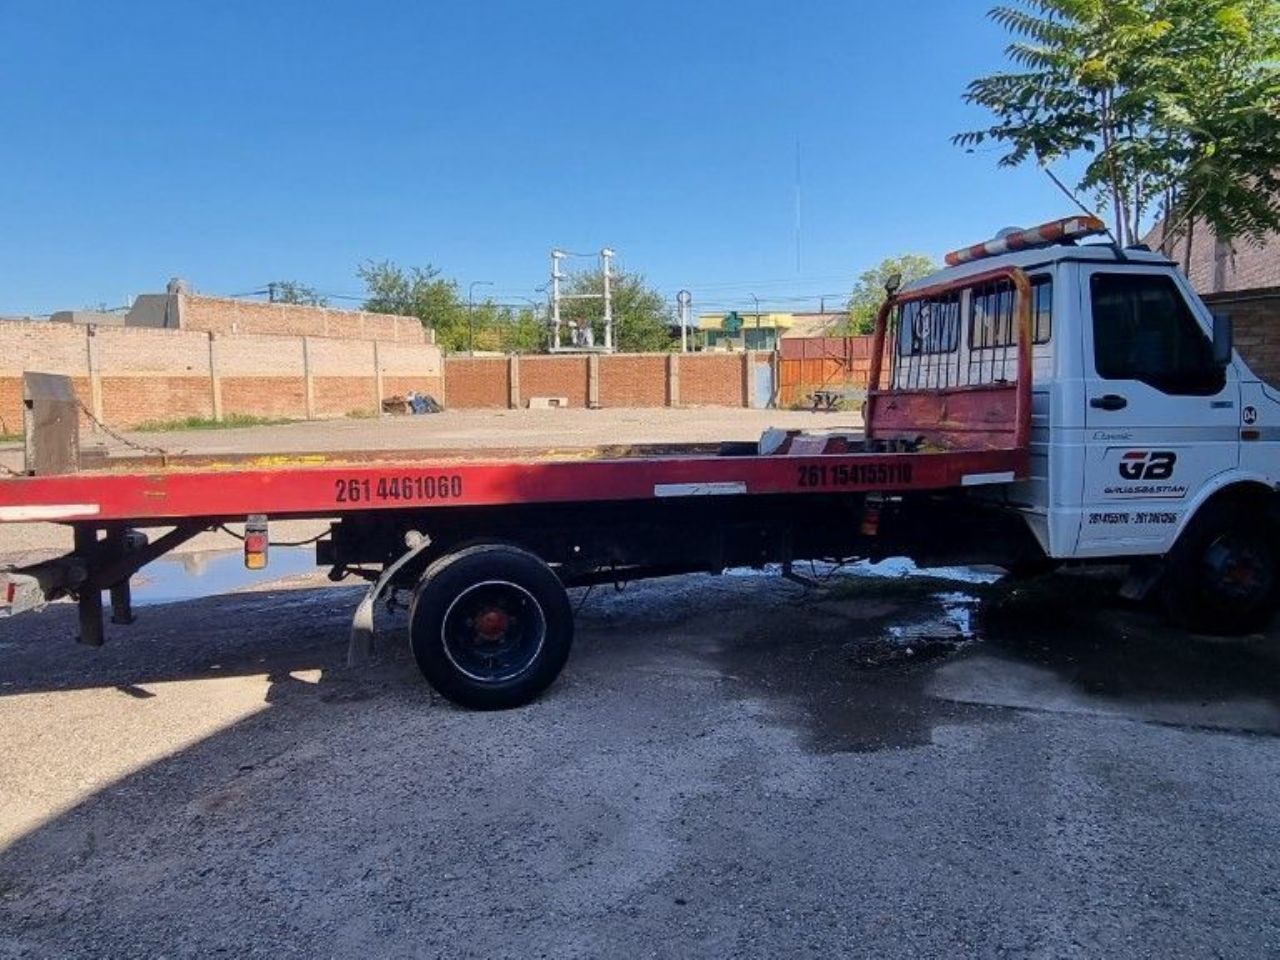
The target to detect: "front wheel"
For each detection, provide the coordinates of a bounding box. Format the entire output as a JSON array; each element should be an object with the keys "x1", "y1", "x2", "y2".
[
  {"x1": 1162, "y1": 505, "x2": 1279, "y2": 635},
  {"x1": 409, "y1": 544, "x2": 574, "y2": 709}
]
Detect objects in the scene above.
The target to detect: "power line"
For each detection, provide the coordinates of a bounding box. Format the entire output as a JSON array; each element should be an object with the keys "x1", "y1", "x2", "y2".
[{"x1": 665, "y1": 274, "x2": 855, "y2": 291}]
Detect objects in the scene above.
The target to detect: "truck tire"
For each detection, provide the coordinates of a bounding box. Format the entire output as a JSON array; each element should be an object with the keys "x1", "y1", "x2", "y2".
[
  {"x1": 1162, "y1": 503, "x2": 1279, "y2": 635},
  {"x1": 408, "y1": 544, "x2": 573, "y2": 709}
]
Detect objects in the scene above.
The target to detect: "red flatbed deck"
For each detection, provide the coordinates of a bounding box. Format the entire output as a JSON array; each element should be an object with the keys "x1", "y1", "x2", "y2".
[{"x1": 0, "y1": 445, "x2": 1029, "y2": 525}]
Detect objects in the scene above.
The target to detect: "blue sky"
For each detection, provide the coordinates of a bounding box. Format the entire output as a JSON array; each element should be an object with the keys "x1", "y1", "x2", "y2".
[{"x1": 1, "y1": 1, "x2": 1077, "y2": 316}]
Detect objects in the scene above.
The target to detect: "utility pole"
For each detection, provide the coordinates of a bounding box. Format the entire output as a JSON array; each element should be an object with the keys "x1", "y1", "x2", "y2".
[
  {"x1": 751, "y1": 293, "x2": 761, "y2": 349},
  {"x1": 677, "y1": 290, "x2": 692, "y2": 353},
  {"x1": 550, "y1": 250, "x2": 565, "y2": 350},
  {"x1": 467, "y1": 280, "x2": 494, "y2": 354},
  {"x1": 601, "y1": 248, "x2": 614, "y2": 353}
]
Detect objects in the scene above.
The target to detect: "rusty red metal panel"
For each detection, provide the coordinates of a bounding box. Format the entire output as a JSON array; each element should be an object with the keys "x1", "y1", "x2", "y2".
[{"x1": 865, "y1": 384, "x2": 1019, "y2": 450}]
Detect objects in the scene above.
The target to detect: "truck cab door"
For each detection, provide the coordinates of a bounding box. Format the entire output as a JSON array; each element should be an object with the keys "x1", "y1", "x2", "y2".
[{"x1": 1076, "y1": 265, "x2": 1239, "y2": 556}]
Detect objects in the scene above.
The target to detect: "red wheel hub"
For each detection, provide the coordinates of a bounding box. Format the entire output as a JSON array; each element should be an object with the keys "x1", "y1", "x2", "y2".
[{"x1": 475, "y1": 608, "x2": 511, "y2": 641}]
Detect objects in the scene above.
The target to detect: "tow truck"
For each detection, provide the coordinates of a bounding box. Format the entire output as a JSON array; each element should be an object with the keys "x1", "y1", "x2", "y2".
[{"x1": 2, "y1": 216, "x2": 1277, "y2": 709}]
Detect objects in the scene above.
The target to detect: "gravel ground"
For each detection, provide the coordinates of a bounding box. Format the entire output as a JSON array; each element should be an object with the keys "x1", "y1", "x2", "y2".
[{"x1": 2, "y1": 565, "x2": 1279, "y2": 958}]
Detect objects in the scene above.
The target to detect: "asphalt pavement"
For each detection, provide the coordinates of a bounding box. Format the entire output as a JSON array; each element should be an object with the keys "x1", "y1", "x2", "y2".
[{"x1": 1, "y1": 563, "x2": 1278, "y2": 958}]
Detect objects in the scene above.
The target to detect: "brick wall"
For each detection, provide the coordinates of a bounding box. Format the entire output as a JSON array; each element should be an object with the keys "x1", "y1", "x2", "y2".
[
  {"x1": 520, "y1": 356, "x2": 589, "y2": 408},
  {"x1": 1145, "y1": 223, "x2": 1280, "y2": 296},
  {"x1": 0, "y1": 312, "x2": 758, "y2": 433},
  {"x1": 681, "y1": 353, "x2": 747, "y2": 406},
  {"x1": 439, "y1": 351, "x2": 754, "y2": 409},
  {"x1": 1205, "y1": 288, "x2": 1280, "y2": 386},
  {"x1": 0, "y1": 379, "x2": 20, "y2": 436},
  {"x1": 179, "y1": 295, "x2": 428, "y2": 343},
  {"x1": 222, "y1": 376, "x2": 307, "y2": 419},
  {"x1": 443, "y1": 357, "x2": 509, "y2": 409},
  {"x1": 101, "y1": 376, "x2": 211, "y2": 423},
  {"x1": 0, "y1": 319, "x2": 443, "y2": 430},
  {"x1": 600, "y1": 354, "x2": 668, "y2": 406},
  {"x1": 0, "y1": 323, "x2": 91, "y2": 433},
  {"x1": 93, "y1": 329, "x2": 215, "y2": 424},
  {"x1": 307, "y1": 338, "x2": 376, "y2": 417}
]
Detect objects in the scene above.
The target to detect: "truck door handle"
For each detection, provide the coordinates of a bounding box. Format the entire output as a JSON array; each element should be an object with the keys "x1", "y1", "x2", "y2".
[{"x1": 1090, "y1": 394, "x2": 1128, "y2": 411}]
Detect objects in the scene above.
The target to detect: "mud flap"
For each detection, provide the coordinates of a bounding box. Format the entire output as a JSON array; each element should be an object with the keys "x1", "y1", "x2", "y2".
[{"x1": 347, "y1": 532, "x2": 433, "y2": 666}]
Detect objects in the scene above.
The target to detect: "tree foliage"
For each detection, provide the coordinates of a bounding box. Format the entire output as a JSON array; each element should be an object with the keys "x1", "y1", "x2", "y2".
[
  {"x1": 502, "y1": 307, "x2": 551, "y2": 353},
  {"x1": 358, "y1": 260, "x2": 468, "y2": 349},
  {"x1": 956, "y1": 0, "x2": 1280, "y2": 249},
  {"x1": 844, "y1": 254, "x2": 938, "y2": 334},
  {"x1": 269, "y1": 280, "x2": 327, "y2": 307},
  {"x1": 467, "y1": 304, "x2": 550, "y2": 354},
  {"x1": 557, "y1": 269, "x2": 676, "y2": 352},
  {"x1": 358, "y1": 260, "x2": 550, "y2": 353}
]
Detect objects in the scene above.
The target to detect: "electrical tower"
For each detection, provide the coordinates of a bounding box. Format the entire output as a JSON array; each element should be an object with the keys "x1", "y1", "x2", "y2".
[{"x1": 550, "y1": 247, "x2": 615, "y2": 353}]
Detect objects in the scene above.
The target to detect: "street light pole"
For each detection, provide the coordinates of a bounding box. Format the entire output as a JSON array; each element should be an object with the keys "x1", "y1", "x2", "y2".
[{"x1": 468, "y1": 280, "x2": 494, "y2": 354}]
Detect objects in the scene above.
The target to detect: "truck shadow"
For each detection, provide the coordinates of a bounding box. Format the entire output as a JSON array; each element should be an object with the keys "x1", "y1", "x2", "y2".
[{"x1": 0, "y1": 584, "x2": 397, "y2": 699}]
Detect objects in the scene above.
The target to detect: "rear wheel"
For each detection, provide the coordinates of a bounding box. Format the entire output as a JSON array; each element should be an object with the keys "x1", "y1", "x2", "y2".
[
  {"x1": 408, "y1": 544, "x2": 573, "y2": 709},
  {"x1": 1162, "y1": 504, "x2": 1279, "y2": 635}
]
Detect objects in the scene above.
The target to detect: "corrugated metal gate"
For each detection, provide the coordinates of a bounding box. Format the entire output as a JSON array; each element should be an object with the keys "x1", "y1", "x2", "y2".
[{"x1": 777, "y1": 336, "x2": 876, "y2": 407}]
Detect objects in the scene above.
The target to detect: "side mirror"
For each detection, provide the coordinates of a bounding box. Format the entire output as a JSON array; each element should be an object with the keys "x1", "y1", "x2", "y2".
[
  {"x1": 1212, "y1": 311, "x2": 1233, "y2": 367},
  {"x1": 884, "y1": 273, "x2": 903, "y2": 296}
]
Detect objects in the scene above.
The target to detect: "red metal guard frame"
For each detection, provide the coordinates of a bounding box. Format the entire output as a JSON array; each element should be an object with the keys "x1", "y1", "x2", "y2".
[{"x1": 865, "y1": 266, "x2": 1034, "y2": 452}]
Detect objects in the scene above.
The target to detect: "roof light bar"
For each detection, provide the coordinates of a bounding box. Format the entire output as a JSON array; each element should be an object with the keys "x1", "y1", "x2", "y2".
[{"x1": 945, "y1": 216, "x2": 1108, "y2": 267}]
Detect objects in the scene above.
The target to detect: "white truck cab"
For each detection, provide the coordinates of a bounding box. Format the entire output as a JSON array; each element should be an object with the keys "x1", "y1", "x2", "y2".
[{"x1": 897, "y1": 220, "x2": 1280, "y2": 632}]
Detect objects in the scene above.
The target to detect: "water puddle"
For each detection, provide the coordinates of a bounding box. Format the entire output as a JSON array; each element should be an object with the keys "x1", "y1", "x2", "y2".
[
  {"x1": 131, "y1": 546, "x2": 318, "y2": 606},
  {"x1": 843, "y1": 556, "x2": 1003, "y2": 586},
  {"x1": 698, "y1": 566, "x2": 1001, "y2": 752}
]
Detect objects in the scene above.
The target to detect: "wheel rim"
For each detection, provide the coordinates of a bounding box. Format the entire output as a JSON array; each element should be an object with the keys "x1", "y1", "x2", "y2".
[
  {"x1": 1202, "y1": 533, "x2": 1273, "y2": 606},
  {"x1": 440, "y1": 580, "x2": 547, "y2": 683}
]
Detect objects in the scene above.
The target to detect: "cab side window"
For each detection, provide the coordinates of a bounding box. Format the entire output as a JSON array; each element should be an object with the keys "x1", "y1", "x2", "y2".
[
  {"x1": 897, "y1": 293, "x2": 960, "y2": 356},
  {"x1": 1091, "y1": 273, "x2": 1224, "y2": 395},
  {"x1": 969, "y1": 275, "x2": 1052, "y2": 348}
]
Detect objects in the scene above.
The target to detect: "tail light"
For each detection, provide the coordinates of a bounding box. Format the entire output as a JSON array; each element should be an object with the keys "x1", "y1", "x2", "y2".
[
  {"x1": 244, "y1": 514, "x2": 269, "y2": 570},
  {"x1": 860, "y1": 496, "x2": 884, "y2": 536}
]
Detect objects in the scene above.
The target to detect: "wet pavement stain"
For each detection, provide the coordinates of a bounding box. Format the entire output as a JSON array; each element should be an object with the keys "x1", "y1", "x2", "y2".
[{"x1": 691, "y1": 567, "x2": 1008, "y2": 754}]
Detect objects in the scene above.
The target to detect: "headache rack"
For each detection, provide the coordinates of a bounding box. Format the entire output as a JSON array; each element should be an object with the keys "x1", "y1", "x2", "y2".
[{"x1": 865, "y1": 265, "x2": 1034, "y2": 453}]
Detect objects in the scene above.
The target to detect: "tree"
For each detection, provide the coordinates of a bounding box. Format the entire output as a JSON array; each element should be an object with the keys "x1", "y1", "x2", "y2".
[
  {"x1": 504, "y1": 307, "x2": 551, "y2": 354},
  {"x1": 268, "y1": 281, "x2": 327, "y2": 307},
  {"x1": 466, "y1": 303, "x2": 550, "y2": 354},
  {"x1": 955, "y1": 0, "x2": 1280, "y2": 249},
  {"x1": 558, "y1": 269, "x2": 675, "y2": 352},
  {"x1": 843, "y1": 255, "x2": 937, "y2": 334},
  {"x1": 357, "y1": 260, "x2": 468, "y2": 350}
]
